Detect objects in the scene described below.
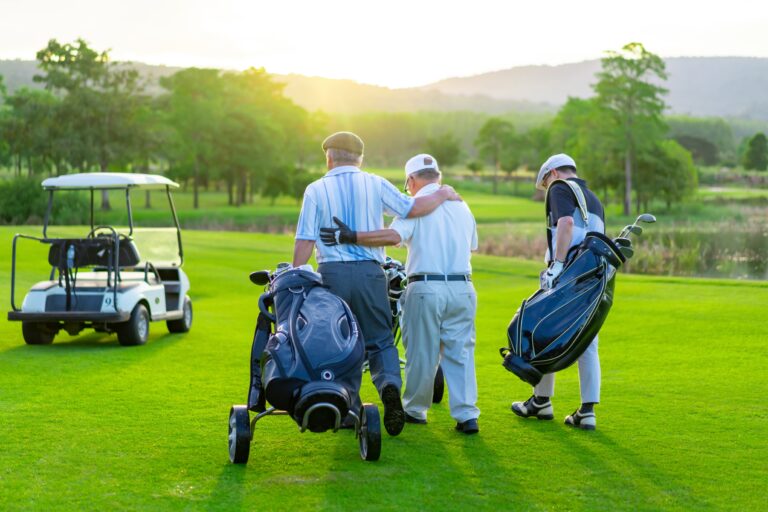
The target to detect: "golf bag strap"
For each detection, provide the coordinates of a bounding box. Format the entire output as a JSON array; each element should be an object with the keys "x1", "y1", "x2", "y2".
[
  {"x1": 247, "y1": 312, "x2": 272, "y2": 412},
  {"x1": 545, "y1": 179, "x2": 589, "y2": 263},
  {"x1": 545, "y1": 179, "x2": 589, "y2": 225},
  {"x1": 288, "y1": 291, "x2": 322, "y2": 382}
]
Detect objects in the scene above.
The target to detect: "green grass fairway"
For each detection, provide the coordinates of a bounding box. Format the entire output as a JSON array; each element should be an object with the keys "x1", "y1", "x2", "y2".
[{"x1": 1, "y1": 228, "x2": 766, "y2": 510}]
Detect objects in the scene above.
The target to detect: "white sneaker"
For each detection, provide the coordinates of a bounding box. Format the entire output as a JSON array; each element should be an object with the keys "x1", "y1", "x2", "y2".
[
  {"x1": 564, "y1": 409, "x2": 596, "y2": 430},
  {"x1": 511, "y1": 396, "x2": 554, "y2": 420}
]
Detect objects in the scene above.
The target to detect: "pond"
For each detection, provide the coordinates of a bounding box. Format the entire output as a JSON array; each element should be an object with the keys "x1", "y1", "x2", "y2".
[
  {"x1": 628, "y1": 224, "x2": 768, "y2": 280},
  {"x1": 477, "y1": 222, "x2": 768, "y2": 281}
]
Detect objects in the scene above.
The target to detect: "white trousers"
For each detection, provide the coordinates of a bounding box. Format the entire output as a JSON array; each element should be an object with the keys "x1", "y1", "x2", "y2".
[
  {"x1": 401, "y1": 280, "x2": 480, "y2": 423},
  {"x1": 533, "y1": 336, "x2": 601, "y2": 404}
]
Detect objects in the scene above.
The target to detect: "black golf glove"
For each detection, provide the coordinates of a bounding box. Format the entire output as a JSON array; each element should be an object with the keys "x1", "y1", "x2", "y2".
[{"x1": 320, "y1": 216, "x2": 357, "y2": 246}]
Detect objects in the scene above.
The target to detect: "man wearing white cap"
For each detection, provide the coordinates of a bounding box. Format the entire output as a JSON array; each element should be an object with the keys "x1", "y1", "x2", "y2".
[
  {"x1": 510, "y1": 153, "x2": 605, "y2": 430},
  {"x1": 320, "y1": 154, "x2": 480, "y2": 434}
]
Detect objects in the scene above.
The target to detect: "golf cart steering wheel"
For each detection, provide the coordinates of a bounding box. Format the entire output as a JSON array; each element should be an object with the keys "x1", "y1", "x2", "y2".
[{"x1": 87, "y1": 226, "x2": 132, "y2": 242}]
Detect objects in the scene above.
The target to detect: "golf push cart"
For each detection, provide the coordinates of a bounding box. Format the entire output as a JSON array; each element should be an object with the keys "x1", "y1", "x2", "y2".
[
  {"x1": 8, "y1": 173, "x2": 192, "y2": 346},
  {"x1": 229, "y1": 264, "x2": 381, "y2": 463}
]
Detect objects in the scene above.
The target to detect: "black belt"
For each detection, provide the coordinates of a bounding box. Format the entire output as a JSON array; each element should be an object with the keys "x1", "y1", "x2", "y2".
[{"x1": 408, "y1": 274, "x2": 471, "y2": 282}]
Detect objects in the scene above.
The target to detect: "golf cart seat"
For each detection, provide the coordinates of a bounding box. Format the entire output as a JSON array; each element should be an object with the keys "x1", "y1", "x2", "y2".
[{"x1": 47, "y1": 237, "x2": 141, "y2": 269}]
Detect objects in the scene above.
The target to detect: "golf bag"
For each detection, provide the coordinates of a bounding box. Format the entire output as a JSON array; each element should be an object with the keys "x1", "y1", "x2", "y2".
[
  {"x1": 247, "y1": 266, "x2": 364, "y2": 432},
  {"x1": 501, "y1": 232, "x2": 625, "y2": 386}
]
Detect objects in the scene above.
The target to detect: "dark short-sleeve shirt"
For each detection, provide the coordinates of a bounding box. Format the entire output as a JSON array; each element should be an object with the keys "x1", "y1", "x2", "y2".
[{"x1": 548, "y1": 178, "x2": 605, "y2": 225}]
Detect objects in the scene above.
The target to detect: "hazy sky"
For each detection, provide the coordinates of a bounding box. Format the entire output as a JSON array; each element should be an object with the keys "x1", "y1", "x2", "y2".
[{"x1": 2, "y1": 0, "x2": 767, "y2": 88}]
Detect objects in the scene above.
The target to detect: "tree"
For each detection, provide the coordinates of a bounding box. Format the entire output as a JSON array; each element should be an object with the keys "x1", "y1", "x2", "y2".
[
  {"x1": 637, "y1": 140, "x2": 697, "y2": 210},
  {"x1": 425, "y1": 132, "x2": 461, "y2": 168},
  {"x1": 34, "y1": 38, "x2": 152, "y2": 210},
  {"x1": 743, "y1": 132, "x2": 768, "y2": 171},
  {"x1": 475, "y1": 118, "x2": 515, "y2": 194},
  {"x1": 0, "y1": 88, "x2": 60, "y2": 176},
  {"x1": 550, "y1": 97, "x2": 623, "y2": 202},
  {"x1": 594, "y1": 42, "x2": 668, "y2": 215},
  {"x1": 160, "y1": 68, "x2": 223, "y2": 209}
]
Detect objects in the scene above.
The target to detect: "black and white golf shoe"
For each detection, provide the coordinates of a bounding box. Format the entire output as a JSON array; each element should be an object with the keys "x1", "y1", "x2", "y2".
[
  {"x1": 564, "y1": 409, "x2": 596, "y2": 431},
  {"x1": 511, "y1": 396, "x2": 554, "y2": 420}
]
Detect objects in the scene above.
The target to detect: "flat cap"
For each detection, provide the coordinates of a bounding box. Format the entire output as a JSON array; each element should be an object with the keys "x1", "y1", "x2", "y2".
[{"x1": 322, "y1": 131, "x2": 364, "y2": 155}]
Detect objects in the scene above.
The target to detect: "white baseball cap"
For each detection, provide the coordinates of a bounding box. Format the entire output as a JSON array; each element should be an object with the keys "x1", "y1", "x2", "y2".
[
  {"x1": 536, "y1": 153, "x2": 577, "y2": 190},
  {"x1": 404, "y1": 154, "x2": 441, "y2": 179}
]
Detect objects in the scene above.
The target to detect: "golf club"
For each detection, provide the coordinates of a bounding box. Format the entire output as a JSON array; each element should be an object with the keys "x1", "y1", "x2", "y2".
[{"x1": 619, "y1": 246, "x2": 634, "y2": 259}]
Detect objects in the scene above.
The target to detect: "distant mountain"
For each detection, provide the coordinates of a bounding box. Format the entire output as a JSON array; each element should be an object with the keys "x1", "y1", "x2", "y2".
[
  {"x1": 273, "y1": 74, "x2": 551, "y2": 114},
  {"x1": 2, "y1": 57, "x2": 768, "y2": 120},
  {"x1": 422, "y1": 57, "x2": 768, "y2": 120}
]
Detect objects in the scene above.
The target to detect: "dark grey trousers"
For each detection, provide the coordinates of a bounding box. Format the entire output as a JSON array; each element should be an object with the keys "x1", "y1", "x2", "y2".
[{"x1": 318, "y1": 261, "x2": 402, "y2": 409}]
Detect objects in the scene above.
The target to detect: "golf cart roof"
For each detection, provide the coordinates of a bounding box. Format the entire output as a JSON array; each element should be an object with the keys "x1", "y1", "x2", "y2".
[{"x1": 42, "y1": 173, "x2": 179, "y2": 191}]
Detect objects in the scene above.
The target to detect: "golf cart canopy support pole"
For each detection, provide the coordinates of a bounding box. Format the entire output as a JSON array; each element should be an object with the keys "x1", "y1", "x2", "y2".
[
  {"x1": 166, "y1": 185, "x2": 184, "y2": 266},
  {"x1": 125, "y1": 189, "x2": 134, "y2": 237},
  {"x1": 42, "y1": 190, "x2": 54, "y2": 239},
  {"x1": 90, "y1": 189, "x2": 94, "y2": 233}
]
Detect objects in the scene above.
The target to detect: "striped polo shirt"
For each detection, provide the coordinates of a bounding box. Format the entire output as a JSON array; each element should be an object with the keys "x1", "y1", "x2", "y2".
[{"x1": 295, "y1": 165, "x2": 415, "y2": 263}]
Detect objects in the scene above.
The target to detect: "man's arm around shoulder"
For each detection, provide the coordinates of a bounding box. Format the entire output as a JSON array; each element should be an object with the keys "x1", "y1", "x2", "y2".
[{"x1": 407, "y1": 185, "x2": 461, "y2": 218}]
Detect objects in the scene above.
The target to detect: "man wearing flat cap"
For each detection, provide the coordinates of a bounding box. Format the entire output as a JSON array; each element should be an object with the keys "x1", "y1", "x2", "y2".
[
  {"x1": 293, "y1": 132, "x2": 461, "y2": 437},
  {"x1": 318, "y1": 153, "x2": 481, "y2": 435},
  {"x1": 509, "y1": 153, "x2": 605, "y2": 431}
]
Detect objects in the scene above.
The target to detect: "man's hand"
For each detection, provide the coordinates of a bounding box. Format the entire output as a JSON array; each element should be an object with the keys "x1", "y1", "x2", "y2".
[
  {"x1": 320, "y1": 217, "x2": 357, "y2": 246},
  {"x1": 541, "y1": 260, "x2": 565, "y2": 290},
  {"x1": 439, "y1": 184, "x2": 462, "y2": 202}
]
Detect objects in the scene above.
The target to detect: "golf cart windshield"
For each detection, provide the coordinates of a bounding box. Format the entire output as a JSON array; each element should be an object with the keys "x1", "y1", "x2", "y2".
[{"x1": 39, "y1": 173, "x2": 184, "y2": 267}]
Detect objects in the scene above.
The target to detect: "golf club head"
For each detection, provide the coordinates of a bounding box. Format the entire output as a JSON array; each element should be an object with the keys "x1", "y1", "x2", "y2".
[
  {"x1": 619, "y1": 246, "x2": 634, "y2": 259},
  {"x1": 249, "y1": 270, "x2": 271, "y2": 286},
  {"x1": 629, "y1": 225, "x2": 643, "y2": 236},
  {"x1": 614, "y1": 237, "x2": 632, "y2": 247},
  {"x1": 637, "y1": 213, "x2": 656, "y2": 224}
]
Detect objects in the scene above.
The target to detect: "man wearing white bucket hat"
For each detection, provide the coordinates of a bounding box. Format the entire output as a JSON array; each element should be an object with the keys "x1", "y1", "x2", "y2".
[
  {"x1": 319, "y1": 154, "x2": 481, "y2": 434},
  {"x1": 511, "y1": 153, "x2": 605, "y2": 430}
]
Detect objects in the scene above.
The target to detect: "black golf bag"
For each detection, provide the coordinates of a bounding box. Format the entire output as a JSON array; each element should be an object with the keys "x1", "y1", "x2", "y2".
[
  {"x1": 247, "y1": 266, "x2": 364, "y2": 432},
  {"x1": 501, "y1": 232, "x2": 626, "y2": 386}
]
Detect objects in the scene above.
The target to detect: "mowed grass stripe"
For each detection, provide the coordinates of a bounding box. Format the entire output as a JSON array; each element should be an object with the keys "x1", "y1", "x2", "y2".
[{"x1": 1, "y1": 229, "x2": 766, "y2": 510}]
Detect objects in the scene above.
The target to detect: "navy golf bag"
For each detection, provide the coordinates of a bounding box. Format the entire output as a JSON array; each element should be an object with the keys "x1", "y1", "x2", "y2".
[
  {"x1": 247, "y1": 266, "x2": 364, "y2": 432},
  {"x1": 501, "y1": 232, "x2": 626, "y2": 386}
]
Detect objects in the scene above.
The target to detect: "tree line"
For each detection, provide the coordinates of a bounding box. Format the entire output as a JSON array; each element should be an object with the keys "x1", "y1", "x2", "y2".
[
  {"x1": 0, "y1": 39, "x2": 324, "y2": 210},
  {"x1": 1, "y1": 39, "x2": 766, "y2": 217}
]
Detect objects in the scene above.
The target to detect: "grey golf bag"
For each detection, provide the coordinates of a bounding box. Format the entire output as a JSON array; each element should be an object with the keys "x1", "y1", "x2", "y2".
[{"x1": 247, "y1": 266, "x2": 364, "y2": 432}]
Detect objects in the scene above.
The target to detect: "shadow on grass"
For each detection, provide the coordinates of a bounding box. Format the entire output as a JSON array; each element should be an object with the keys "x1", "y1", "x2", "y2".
[
  {"x1": 2, "y1": 329, "x2": 186, "y2": 354},
  {"x1": 209, "y1": 462, "x2": 250, "y2": 508},
  {"x1": 315, "y1": 410, "x2": 540, "y2": 510},
  {"x1": 553, "y1": 429, "x2": 711, "y2": 509}
]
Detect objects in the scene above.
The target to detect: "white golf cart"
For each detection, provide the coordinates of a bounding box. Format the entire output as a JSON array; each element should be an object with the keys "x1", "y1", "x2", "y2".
[{"x1": 7, "y1": 173, "x2": 192, "y2": 346}]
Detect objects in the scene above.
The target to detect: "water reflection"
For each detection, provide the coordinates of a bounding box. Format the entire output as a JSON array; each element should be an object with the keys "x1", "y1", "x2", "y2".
[{"x1": 625, "y1": 226, "x2": 768, "y2": 280}]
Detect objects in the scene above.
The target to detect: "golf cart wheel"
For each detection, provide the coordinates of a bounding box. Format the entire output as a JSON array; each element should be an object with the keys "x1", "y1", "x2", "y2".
[
  {"x1": 167, "y1": 296, "x2": 193, "y2": 333},
  {"x1": 432, "y1": 365, "x2": 445, "y2": 404},
  {"x1": 358, "y1": 403, "x2": 381, "y2": 462},
  {"x1": 22, "y1": 322, "x2": 56, "y2": 345},
  {"x1": 228, "y1": 405, "x2": 251, "y2": 464},
  {"x1": 117, "y1": 303, "x2": 149, "y2": 346}
]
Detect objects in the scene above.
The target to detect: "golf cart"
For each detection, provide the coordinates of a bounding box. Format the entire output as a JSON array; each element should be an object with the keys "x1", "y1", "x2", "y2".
[{"x1": 7, "y1": 173, "x2": 192, "y2": 346}]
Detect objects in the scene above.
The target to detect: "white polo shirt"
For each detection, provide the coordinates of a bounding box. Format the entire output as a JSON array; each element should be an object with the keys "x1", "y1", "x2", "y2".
[{"x1": 390, "y1": 182, "x2": 478, "y2": 276}]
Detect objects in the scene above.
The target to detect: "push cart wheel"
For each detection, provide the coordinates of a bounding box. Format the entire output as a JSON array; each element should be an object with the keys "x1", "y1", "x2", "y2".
[
  {"x1": 167, "y1": 296, "x2": 193, "y2": 333},
  {"x1": 228, "y1": 405, "x2": 251, "y2": 464},
  {"x1": 117, "y1": 303, "x2": 150, "y2": 346},
  {"x1": 358, "y1": 403, "x2": 381, "y2": 462},
  {"x1": 432, "y1": 365, "x2": 445, "y2": 404},
  {"x1": 22, "y1": 322, "x2": 56, "y2": 345}
]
